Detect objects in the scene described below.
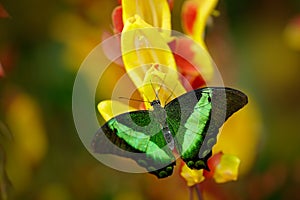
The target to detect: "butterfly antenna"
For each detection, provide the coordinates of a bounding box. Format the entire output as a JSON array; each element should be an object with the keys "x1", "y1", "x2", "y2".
[
  {"x1": 118, "y1": 97, "x2": 151, "y2": 104},
  {"x1": 157, "y1": 73, "x2": 167, "y2": 98},
  {"x1": 164, "y1": 82, "x2": 179, "y2": 105},
  {"x1": 150, "y1": 78, "x2": 160, "y2": 101}
]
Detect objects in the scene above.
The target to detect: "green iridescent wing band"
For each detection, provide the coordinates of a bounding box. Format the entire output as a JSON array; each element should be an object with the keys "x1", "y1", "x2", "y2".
[
  {"x1": 165, "y1": 87, "x2": 248, "y2": 170},
  {"x1": 91, "y1": 110, "x2": 176, "y2": 178}
]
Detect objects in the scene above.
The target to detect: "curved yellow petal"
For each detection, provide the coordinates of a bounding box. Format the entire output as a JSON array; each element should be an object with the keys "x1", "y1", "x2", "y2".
[
  {"x1": 182, "y1": 0, "x2": 218, "y2": 48},
  {"x1": 213, "y1": 154, "x2": 240, "y2": 183},
  {"x1": 97, "y1": 100, "x2": 138, "y2": 121},
  {"x1": 122, "y1": 0, "x2": 171, "y2": 30},
  {"x1": 181, "y1": 0, "x2": 217, "y2": 83},
  {"x1": 213, "y1": 97, "x2": 261, "y2": 175},
  {"x1": 122, "y1": 15, "x2": 175, "y2": 71},
  {"x1": 180, "y1": 164, "x2": 205, "y2": 187},
  {"x1": 121, "y1": 15, "x2": 186, "y2": 107}
]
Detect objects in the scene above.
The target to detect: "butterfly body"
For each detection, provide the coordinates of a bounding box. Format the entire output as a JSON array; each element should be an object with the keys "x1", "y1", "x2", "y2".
[
  {"x1": 92, "y1": 87, "x2": 248, "y2": 178},
  {"x1": 150, "y1": 100, "x2": 175, "y2": 150}
]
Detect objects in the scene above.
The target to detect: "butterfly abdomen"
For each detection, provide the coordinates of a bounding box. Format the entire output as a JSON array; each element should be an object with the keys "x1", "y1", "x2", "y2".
[
  {"x1": 162, "y1": 127, "x2": 175, "y2": 150},
  {"x1": 151, "y1": 101, "x2": 176, "y2": 151}
]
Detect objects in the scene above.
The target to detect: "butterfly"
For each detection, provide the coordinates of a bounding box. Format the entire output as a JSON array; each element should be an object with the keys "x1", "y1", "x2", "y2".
[{"x1": 91, "y1": 87, "x2": 248, "y2": 178}]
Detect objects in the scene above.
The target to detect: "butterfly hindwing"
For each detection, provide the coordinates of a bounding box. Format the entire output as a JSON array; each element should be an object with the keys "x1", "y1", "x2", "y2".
[
  {"x1": 91, "y1": 110, "x2": 176, "y2": 178},
  {"x1": 165, "y1": 87, "x2": 248, "y2": 170}
]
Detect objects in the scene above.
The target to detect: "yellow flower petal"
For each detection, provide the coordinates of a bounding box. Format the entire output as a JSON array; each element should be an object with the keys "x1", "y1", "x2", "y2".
[
  {"x1": 6, "y1": 93, "x2": 47, "y2": 166},
  {"x1": 121, "y1": 15, "x2": 186, "y2": 107},
  {"x1": 182, "y1": 0, "x2": 218, "y2": 48},
  {"x1": 98, "y1": 100, "x2": 138, "y2": 121},
  {"x1": 122, "y1": 15, "x2": 175, "y2": 71},
  {"x1": 141, "y1": 65, "x2": 186, "y2": 107},
  {"x1": 213, "y1": 98, "x2": 261, "y2": 175},
  {"x1": 213, "y1": 154, "x2": 240, "y2": 183},
  {"x1": 5, "y1": 92, "x2": 47, "y2": 191},
  {"x1": 122, "y1": 0, "x2": 171, "y2": 30},
  {"x1": 180, "y1": 164, "x2": 205, "y2": 187},
  {"x1": 181, "y1": 0, "x2": 217, "y2": 82}
]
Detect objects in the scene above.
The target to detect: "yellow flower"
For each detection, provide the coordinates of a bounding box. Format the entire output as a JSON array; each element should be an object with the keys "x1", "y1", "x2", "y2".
[
  {"x1": 96, "y1": 1, "x2": 261, "y2": 189},
  {"x1": 180, "y1": 0, "x2": 218, "y2": 85},
  {"x1": 181, "y1": 152, "x2": 240, "y2": 186},
  {"x1": 5, "y1": 91, "x2": 47, "y2": 192},
  {"x1": 213, "y1": 154, "x2": 240, "y2": 183},
  {"x1": 122, "y1": 0, "x2": 171, "y2": 30},
  {"x1": 97, "y1": 1, "x2": 186, "y2": 117},
  {"x1": 98, "y1": 16, "x2": 187, "y2": 115},
  {"x1": 98, "y1": 100, "x2": 138, "y2": 122},
  {"x1": 180, "y1": 164, "x2": 205, "y2": 187},
  {"x1": 121, "y1": 15, "x2": 186, "y2": 108},
  {"x1": 182, "y1": 0, "x2": 219, "y2": 49}
]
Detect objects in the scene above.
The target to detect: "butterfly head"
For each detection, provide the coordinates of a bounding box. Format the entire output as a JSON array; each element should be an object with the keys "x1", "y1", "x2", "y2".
[{"x1": 150, "y1": 100, "x2": 161, "y2": 106}]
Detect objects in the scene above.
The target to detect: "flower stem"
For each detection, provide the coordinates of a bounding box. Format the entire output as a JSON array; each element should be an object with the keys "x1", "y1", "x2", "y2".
[
  {"x1": 189, "y1": 185, "x2": 203, "y2": 200},
  {"x1": 189, "y1": 187, "x2": 194, "y2": 200},
  {"x1": 195, "y1": 185, "x2": 203, "y2": 200}
]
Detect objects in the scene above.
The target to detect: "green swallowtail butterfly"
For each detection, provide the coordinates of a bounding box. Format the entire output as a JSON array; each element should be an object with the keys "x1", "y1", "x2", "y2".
[{"x1": 92, "y1": 87, "x2": 248, "y2": 178}]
